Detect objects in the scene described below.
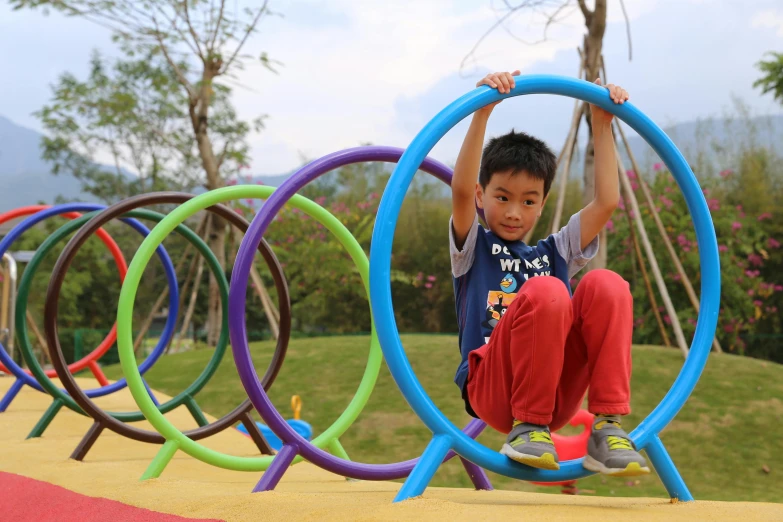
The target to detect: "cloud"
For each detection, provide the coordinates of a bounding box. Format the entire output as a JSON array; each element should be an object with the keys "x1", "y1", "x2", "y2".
[
  {"x1": 752, "y1": 9, "x2": 783, "y2": 37},
  {"x1": 233, "y1": 0, "x2": 657, "y2": 172}
]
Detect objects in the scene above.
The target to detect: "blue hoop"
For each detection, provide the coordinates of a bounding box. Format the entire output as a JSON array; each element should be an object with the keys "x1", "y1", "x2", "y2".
[{"x1": 369, "y1": 75, "x2": 720, "y2": 502}]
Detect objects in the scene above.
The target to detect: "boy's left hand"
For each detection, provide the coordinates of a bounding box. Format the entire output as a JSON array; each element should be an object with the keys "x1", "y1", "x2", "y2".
[{"x1": 590, "y1": 78, "x2": 629, "y2": 127}]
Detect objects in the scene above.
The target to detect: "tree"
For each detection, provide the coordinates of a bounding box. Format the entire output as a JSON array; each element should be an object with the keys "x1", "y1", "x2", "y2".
[
  {"x1": 462, "y1": 0, "x2": 631, "y2": 269},
  {"x1": 754, "y1": 52, "x2": 783, "y2": 105},
  {"x1": 11, "y1": 0, "x2": 277, "y2": 344}
]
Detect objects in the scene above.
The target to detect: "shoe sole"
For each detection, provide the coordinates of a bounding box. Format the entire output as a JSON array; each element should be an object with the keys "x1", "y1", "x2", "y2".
[
  {"x1": 500, "y1": 444, "x2": 560, "y2": 470},
  {"x1": 583, "y1": 455, "x2": 651, "y2": 476}
]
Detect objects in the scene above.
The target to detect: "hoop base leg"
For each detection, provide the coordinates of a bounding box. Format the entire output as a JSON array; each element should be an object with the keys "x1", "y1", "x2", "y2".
[
  {"x1": 71, "y1": 421, "x2": 105, "y2": 461},
  {"x1": 142, "y1": 439, "x2": 180, "y2": 480},
  {"x1": 0, "y1": 378, "x2": 25, "y2": 412},
  {"x1": 645, "y1": 434, "x2": 693, "y2": 502},
  {"x1": 27, "y1": 398, "x2": 64, "y2": 438},
  {"x1": 459, "y1": 456, "x2": 493, "y2": 491},
  {"x1": 253, "y1": 443, "x2": 298, "y2": 492},
  {"x1": 87, "y1": 360, "x2": 109, "y2": 386},
  {"x1": 183, "y1": 395, "x2": 209, "y2": 427},
  {"x1": 239, "y1": 411, "x2": 273, "y2": 455},
  {"x1": 394, "y1": 435, "x2": 452, "y2": 503}
]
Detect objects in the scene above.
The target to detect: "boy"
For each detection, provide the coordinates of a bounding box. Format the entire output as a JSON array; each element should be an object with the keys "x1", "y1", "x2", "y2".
[{"x1": 450, "y1": 70, "x2": 649, "y2": 476}]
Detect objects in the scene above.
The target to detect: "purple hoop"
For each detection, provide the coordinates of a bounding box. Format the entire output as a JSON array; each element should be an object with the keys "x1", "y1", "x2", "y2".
[{"x1": 228, "y1": 146, "x2": 491, "y2": 490}]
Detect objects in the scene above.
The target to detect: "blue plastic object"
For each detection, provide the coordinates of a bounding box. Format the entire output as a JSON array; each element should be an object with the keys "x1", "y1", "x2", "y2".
[
  {"x1": 369, "y1": 75, "x2": 720, "y2": 502},
  {"x1": 236, "y1": 420, "x2": 313, "y2": 451}
]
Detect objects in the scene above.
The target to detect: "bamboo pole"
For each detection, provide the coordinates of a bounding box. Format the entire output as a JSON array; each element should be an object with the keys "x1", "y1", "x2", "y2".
[
  {"x1": 133, "y1": 213, "x2": 209, "y2": 353},
  {"x1": 175, "y1": 252, "x2": 206, "y2": 353},
  {"x1": 615, "y1": 150, "x2": 689, "y2": 357},
  {"x1": 622, "y1": 194, "x2": 672, "y2": 347},
  {"x1": 233, "y1": 227, "x2": 280, "y2": 339},
  {"x1": 614, "y1": 120, "x2": 723, "y2": 353},
  {"x1": 26, "y1": 310, "x2": 50, "y2": 367},
  {"x1": 550, "y1": 102, "x2": 585, "y2": 235}
]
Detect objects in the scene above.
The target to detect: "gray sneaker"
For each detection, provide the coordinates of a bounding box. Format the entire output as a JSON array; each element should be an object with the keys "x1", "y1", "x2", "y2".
[
  {"x1": 583, "y1": 416, "x2": 651, "y2": 476},
  {"x1": 500, "y1": 422, "x2": 560, "y2": 470}
]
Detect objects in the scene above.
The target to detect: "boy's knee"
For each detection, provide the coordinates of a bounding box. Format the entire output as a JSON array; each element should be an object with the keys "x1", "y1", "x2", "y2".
[
  {"x1": 579, "y1": 269, "x2": 631, "y2": 303},
  {"x1": 521, "y1": 276, "x2": 571, "y2": 312}
]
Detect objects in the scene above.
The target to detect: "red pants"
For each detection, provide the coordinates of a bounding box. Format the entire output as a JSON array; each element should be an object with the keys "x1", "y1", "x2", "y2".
[{"x1": 466, "y1": 269, "x2": 633, "y2": 434}]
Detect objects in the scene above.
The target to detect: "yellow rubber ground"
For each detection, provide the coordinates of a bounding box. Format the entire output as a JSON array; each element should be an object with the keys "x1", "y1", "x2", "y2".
[{"x1": 1, "y1": 377, "x2": 781, "y2": 521}]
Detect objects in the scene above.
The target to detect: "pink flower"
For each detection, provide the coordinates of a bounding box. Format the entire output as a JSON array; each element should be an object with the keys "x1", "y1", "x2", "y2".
[
  {"x1": 718, "y1": 245, "x2": 729, "y2": 253},
  {"x1": 416, "y1": 272, "x2": 424, "y2": 281},
  {"x1": 768, "y1": 238, "x2": 781, "y2": 249},
  {"x1": 707, "y1": 198, "x2": 720, "y2": 211},
  {"x1": 747, "y1": 254, "x2": 763, "y2": 267},
  {"x1": 719, "y1": 169, "x2": 733, "y2": 178},
  {"x1": 256, "y1": 180, "x2": 265, "y2": 185},
  {"x1": 427, "y1": 275, "x2": 437, "y2": 282},
  {"x1": 631, "y1": 181, "x2": 639, "y2": 191},
  {"x1": 424, "y1": 282, "x2": 433, "y2": 289},
  {"x1": 745, "y1": 270, "x2": 760, "y2": 278},
  {"x1": 731, "y1": 222, "x2": 742, "y2": 232},
  {"x1": 618, "y1": 198, "x2": 626, "y2": 210},
  {"x1": 653, "y1": 163, "x2": 663, "y2": 171},
  {"x1": 626, "y1": 170, "x2": 637, "y2": 180},
  {"x1": 634, "y1": 317, "x2": 644, "y2": 327},
  {"x1": 749, "y1": 318, "x2": 756, "y2": 324},
  {"x1": 748, "y1": 289, "x2": 755, "y2": 296},
  {"x1": 315, "y1": 196, "x2": 327, "y2": 205},
  {"x1": 687, "y1": 318, "x2": 696, "y2": 326},
  {"x1": 757, "y1": 212, "x2": 772, "y2": 221},
  {"x1": 677, "y1": 234, "x2": 689, "y2": 247},
  {"x1": 606, "y1": 219, "x2": 615, "y2": 233},
  {"x1": 227, "y1": 179, "x2": 238, "y2": 186},
  {"x1": 753, "y1": 300, "x2": 763, "y2": 307},
  {"x1": 369, "y1": 192, "x2": 379, "y2": 200},
  {"x1": 775, "y1": 285, "x2": 783, "y2": 292},
  {"x1": 663, "y1": 315, "x2": 672, "y2": 325},
  {"x1": 659, "y1": 195, "x2": 674, "y2": 209},
  {"x1": 724, "y1": 324, "x2": 734, "y2": 333},
  {"x1": 287, "y1": 236, "x2": 295, "y2": 243},
  {"x1": 673, "y1": 273, "x2": 681, "y2": 281}
]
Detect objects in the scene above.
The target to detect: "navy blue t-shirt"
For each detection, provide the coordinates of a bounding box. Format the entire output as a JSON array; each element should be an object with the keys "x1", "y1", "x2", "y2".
[{"x1": 449, "y1": 211, "x2": 599, "y2": 417}]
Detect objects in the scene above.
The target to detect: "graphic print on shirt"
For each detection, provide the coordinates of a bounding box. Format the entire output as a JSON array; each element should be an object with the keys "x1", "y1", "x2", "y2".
[{"x1": 481, "y1": 244, "x2": 554, "y2": 342}]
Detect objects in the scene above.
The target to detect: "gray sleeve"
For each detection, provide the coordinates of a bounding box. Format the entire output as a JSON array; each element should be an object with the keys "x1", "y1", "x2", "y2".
[
  {"x1": 552, "y1": 210, "x2": 600, "y2": 279},
  {"x1": 449, "y1": 213, "x2": 479, "y2": 278}
]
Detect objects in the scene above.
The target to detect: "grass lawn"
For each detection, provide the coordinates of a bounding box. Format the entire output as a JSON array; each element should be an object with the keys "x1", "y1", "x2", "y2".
[{"x1": 102, "y1": 334, "x2": 783, "y2": 503}]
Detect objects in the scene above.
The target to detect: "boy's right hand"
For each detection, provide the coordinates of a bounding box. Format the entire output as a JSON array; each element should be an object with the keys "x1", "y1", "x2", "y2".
[{"x1": 476, "y1": 70, "x2": 521, "y2": 113}]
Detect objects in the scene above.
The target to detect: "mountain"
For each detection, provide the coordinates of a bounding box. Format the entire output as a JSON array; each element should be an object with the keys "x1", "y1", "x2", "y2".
[
  {"x1": 2, "y1": 112, "x2": 782, "y2": 214},
  {"x1": 0, "y1": 115, "x2": 87, "y2": 211}
]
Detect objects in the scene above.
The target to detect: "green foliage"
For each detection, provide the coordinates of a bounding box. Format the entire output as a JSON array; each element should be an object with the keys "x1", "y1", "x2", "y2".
[
  {"x1": 754, "y1": 51, "x2": 783, "y2": 105},
  {"x1": 607, "y1": 147, "x2": 782, "y2": 360}
]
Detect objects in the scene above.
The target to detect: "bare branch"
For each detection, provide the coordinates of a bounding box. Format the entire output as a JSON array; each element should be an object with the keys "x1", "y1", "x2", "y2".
[
  {"x1": 221, "y1": 0, "x2": 270, "y2": 74},
  {"x1": 576, "y1": 0, "x2": 591, "y2": 19},
  {"x1": 150, "y1": 16, "x2": 195, "y2": 99},
  {"x1": 181, "y1": 1, "x2": 206, "y2": 61},
  {"x1": 619, "y1": 0, "x2": 632, "y2": 61},
  {"x1": 209, "y1": 0, "x2": 227, "y2": 52}
]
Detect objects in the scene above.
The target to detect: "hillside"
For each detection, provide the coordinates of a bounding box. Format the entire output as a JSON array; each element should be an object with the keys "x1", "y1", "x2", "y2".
[
  {"x1": 101, "y1": 334, "x2": 783, "y2": 503},
  {"x1": 3, "y1": 113, "x2": 782, "y2": 213}
]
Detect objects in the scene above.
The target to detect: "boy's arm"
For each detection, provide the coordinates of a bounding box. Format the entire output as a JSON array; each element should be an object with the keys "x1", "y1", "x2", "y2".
[
  {"x1": 452, "y1": 111, "x2": 489, "y2": 249},
  {"x1": 452, "y1": 70, "x2": 519, "y2": 249},
  {"x1": 579, "y1": 79, "x2": 629, "y2": 250}
]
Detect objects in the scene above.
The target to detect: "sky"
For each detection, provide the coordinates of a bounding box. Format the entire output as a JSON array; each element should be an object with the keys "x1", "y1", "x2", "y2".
[{"x1": 1, "y1": 0, "x2": 782, "y2": 175}]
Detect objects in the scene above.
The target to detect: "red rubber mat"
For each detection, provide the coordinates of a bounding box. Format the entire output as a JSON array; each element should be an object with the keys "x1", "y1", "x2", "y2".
[{"x1": 0, "y1": 471, "x2": 223, "y2": 522}]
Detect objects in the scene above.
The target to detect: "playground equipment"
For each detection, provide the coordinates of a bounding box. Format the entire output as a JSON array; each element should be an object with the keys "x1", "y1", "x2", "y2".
[
  {"x1": 113, "y1": 156, "x2": 490, "y2": 491},
  {"x1": 39, "y1": 194, "x2": 290, "y2": 465},
  {"x1": 0, "y1": 205, "x2": 131, "y2": 411},
  {"x1": 368, "y1": 75, "x2": 720, "y2": 502},
  {"x1": 0, "y1": 253, "x2": 16, "y2": 362},
  {"x1": 236, "y1": 395, "x2": 314, "y2": 451}
]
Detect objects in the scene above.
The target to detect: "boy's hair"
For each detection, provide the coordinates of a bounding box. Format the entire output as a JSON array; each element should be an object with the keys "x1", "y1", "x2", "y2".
[{"x1": 478, "y1": 130, "x2": 557, "y2": 196}]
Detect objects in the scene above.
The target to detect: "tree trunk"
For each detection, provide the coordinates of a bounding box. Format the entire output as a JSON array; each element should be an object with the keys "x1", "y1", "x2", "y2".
[
  {"x1": 189, "y1": 63, "x2": 226, "y2": 346},
  {"x1": 580, "y1": 0, "x2": 608, "y2": 271}
]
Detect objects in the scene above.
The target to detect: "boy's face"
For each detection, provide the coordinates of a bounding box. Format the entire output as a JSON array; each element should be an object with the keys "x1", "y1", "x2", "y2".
[{"x1": 476, "y1": 169, "x2": 547, "y2": 242}]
